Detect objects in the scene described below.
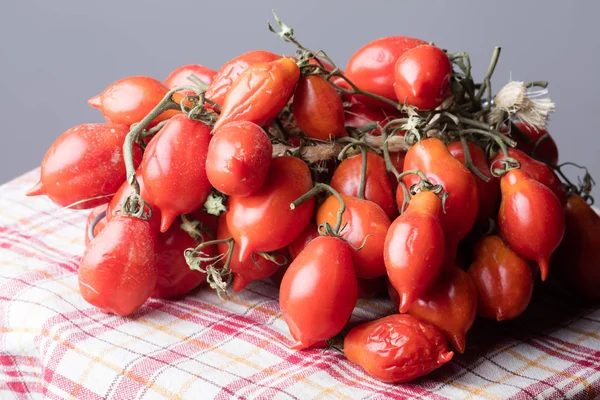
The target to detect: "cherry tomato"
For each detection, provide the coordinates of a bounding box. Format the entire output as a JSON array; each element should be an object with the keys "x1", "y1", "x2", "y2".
[
  {"x1": 393, "y1": 45, "x2": 452, "y2": 110},
  {"x1": 553, "y1": 195, "x2": 600, "y2": 302},
  {"x1": 212, "y1": 58, "x2": 299, "y2": 132},
  {"x1": 468, "y1": 235, "x2": 534, "y2": 320},
  {"x1": 407, "y1": 266, "x2": 477, "y2": 354},
  {"x1": 512, "y1": 122, "x2": 559, "y2": 165},
  {"x1": 206, "y1": 121, "x2": 272, "y2": 196},
  {"x1": 344, "y1": 104, "x2": 403, "y2": 136},
  {"x1": 106, "y1": 172, "x2": 161, "y2": 232},
  {"x1": 26, "y1": 124, "x2": 142, "y2": 209},
  {"x1": 492, "y1": 148, "x2": 566, "y2": 206},
  {"x1": 78, "y1": 215, "x2": 157, "y2": 316},
  {"x1": 84, "y1": 204, "x2": 108, "y2": 245},
  {"x1": 498, "y1": 169, "x2": 565, "y2": 281},
  {"x1": 317, "y1": 194, "x2": 390, "y2": 279},
  {"x1": 226, "y1": 156, "x2": 314, "y2": 261},
  {"x1": 448, "y1": 141, "x2": 500, "y2": 224},
  {"x1": 357, "y1": 277, "x2": 387, "y2": 299},
  {"x1": 288, "y1": 223, "x2": 319, "y2": 260},
  {"x1": 141, "y1": 114, "x2": 212, "y2": 233},
  {"x1": 88, "y1": 76, "x2": 180, "y2": 127},
  {"x1": 345, "y1": 36, "x2": 427, "y2": 107},
  {"x1": 401, "y1": 138, "x2": 479, "y2": 266},
  {"x1": 164, "y1": 64, "x2": 216, "y2": 95},
  {"x1": 385, "y1": 191, "x2": 445, "y2": 313},
  {"x1": 280, "y1": 236, "x2": 357, "y2": 350},
  {"x1": 344, "y1": 314, "x2": 453, "y2": 383},
  {"x1": 292, "y1": 75, "x2": 346, "y2": 140},
  {"x1": 206, "y1": 50, "x2": 281, "y2": 107},
  {"x1": 330, "y1": 152, "x2": 397, "y2": 220}
]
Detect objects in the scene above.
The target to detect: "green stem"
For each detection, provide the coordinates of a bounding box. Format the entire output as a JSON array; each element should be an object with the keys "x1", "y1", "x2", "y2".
[
  {"x1": 460, "y1": 136, "x2": 490, "y2": 182},
  {"x1": 140, "y1": 119, "x2": 169, "y2": 139},
  {"x1": 291, "y1": 183, "x2": 346, "y2": 235},
  {"x1": 476, "y1": 46, "x2": 501, "y2": 104}
]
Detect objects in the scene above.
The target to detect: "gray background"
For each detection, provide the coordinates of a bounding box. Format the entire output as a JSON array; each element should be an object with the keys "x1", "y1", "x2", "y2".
[{"x1": 1, "y1": 1, "x2": 598, "y2": 195}]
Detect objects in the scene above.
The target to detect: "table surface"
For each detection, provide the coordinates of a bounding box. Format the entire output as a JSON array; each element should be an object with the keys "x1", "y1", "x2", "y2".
[{"x1": 1, "y1": 170, "x2": 599, "y2": 400}]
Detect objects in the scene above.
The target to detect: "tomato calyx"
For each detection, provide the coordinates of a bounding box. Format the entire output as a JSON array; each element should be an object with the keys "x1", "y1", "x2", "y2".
[
  {"x1": 202, "y1": 191, "x2": 228, "y2": 216},
  {"x1": 395, "y1": 169, "x2": 447, "y2": 214},
  {"x1": 185, "y1": 237, "x2": 235, "y2": 298},
  {"x1": 291, "y1": 183, "x2": 346, "y2": 237}
]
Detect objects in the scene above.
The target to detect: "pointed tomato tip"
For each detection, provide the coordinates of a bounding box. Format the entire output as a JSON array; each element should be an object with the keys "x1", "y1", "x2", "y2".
[
  {"x1": 539, "y1": 259, "x2": 549, "y2": 281},
  {"x1": 439, "y1": 351, "x2": 454, "y2": 364},
  {"x1": 290, "y1": 341, "x2": 307, "y2": 350},
  {"x1": 160, "y1": 213, "x2": 176, "y2": 233},
  {"x1": 88, "y1": 94, "x2": 102, "y2": 108},
  {"x1": 25, "y1": 181, "x2": 45, "y2": 197},
  {"x1": 231, "y1": 274, "x2": 248, "y2": 292},
  {"x1": 237, "y1": 237, "x2": 252, "y2": 263},
  {"x1": 398, "y1": 294, "x2": 413, "y2": 314},
  {"x1": 451, "y1": 335, "x2": 466, "y2": 354}
]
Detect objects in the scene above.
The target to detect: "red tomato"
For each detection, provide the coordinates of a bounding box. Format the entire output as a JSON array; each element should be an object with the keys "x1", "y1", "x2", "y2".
[
  {"x1": 344, "y1": 104, "x2": 402, "y2": 136},
  {"x1": 401, "y1": 138, "x2": 479, "y2": 266},
  {"x1": 106, "y1": 172, "x2": 161, "y2": 232},
  {"x1": 78, "y1": 216, "x2": 157, "y2": 316},
  {"x1": 206, "y1": 50, "x2": 281, "y2": 107},
  {"x1": 553, "y1": 195, "x2": 600, "y2": 302},
  {"x1": 385, "y1": 191, "x2": 445, "y2": 313},
  {"x1": 280, "y1": 236, "x2": 357, "y2": 350},
  {"x1": 141, "y1": 114, "x2": 212, "y2": 232},
  {"x1": 493, "y1": 148, "x2": 566, "y2": 206},
  {"x1": 84, "y1": 204, "x2": 108, "y2": 245},
  {"x1": 88, "y1": 76, "x2": 180, "y2": 127},
  {"x1": 344, "y1": 314, "x2": 453, "y2": 383},
  {"x1": 498, "y1": 169, "x2": 565, "y2": 281},
  {"x1": 226, "y1": 156, "x2": 314, "y2": 262},
  {"x1": 292, "y1": 75, "x2": 347, "y2": 140},
  {"x1": 393, "y1": 45, "x2": 452, "y2": 110},
  {"x1": 317, "y1": 194, "x2": 390, "y2": 279},
  {"x1": 206, "y1": 121, "x2": 272, "y2": 196},
  {"x1": 287, "y1": 223, "x2": 319, "y2": 260},
  {"x1": 468, "y1": 236, "x2": 534, "y2": 320},
  {"x1": 357, "y1": 277, "x2": 387, "y2": 299},
  {"x1": 164, "y1": 64, "x2": 216, "y2": 95},
  {"x1": 407, "y1": 266, "x2": 478, "y2": 354},
  {"x1": 512, "y1": 122, "x2": 559, "y2": 165},
  {"x1": 345, "y1": 36, "x2": 427, "y2": 107},
  {"x1": 330, "y1": 152, "x2": 397, "y2": 220},
  {"x1": 448, "y1": 141, "x2": 500, "y2": 223},
  {"x1": 212, "y1": 58, "x2": 299, "y2": 132},
  {"x1": 26, "y1": 124, "x2": 142, "y2": 210},
  {"x1": 389, "y1": 151, "x2": 406, "y2": 176}
]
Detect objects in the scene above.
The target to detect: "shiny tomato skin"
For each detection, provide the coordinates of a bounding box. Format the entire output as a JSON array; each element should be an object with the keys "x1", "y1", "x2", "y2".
[
  {"x1": 26, "y1": 124, "x2": 142, "y2": 210},
  {"x1": 226, "y1": 156, "x2": 314, "y2": 262},
  {"x1": 393, "y1": 45, "x2": 452, "y2": 110},
  {"x1": 345, "y1": 36, "x2": 427, "y2": 107},
  {"x1": 280, "y1": 236, "x2": 357, "y2": 350},
  {"x1": 88, "y1": 76, "x2": 180, "y2": 127},
  {"x1": 468, "y1": 235, "x2": 534, "y2": 320},
  {"x1": 84, "y1": 204, "x2": 108, "y2": 245},
  {"x1": 407, "y1": 266, "x2": 478, "y2": 354},
  {"x1": 141, "y1": 114, "x2": 213, "y2": 233},
  {"x1": 512, "y1": 122, "x2": 559, "y2": 165},
  {"x1": 288, "y1": 223, "x2": 319, "y2": 260},
  {"x1": 292, "y1": 75, "x2": 346, "y2": 140},
  {"x1": 206, "y1": 121, "x2": 272, "y2": 197},
  {"x1": 164, "y1": 64, "x2": 216, "y2": 95},
  {"x1": 331, "y1": 152, "x2": 397, "y2": 220},
  {"x1": 206, "y1": 50, "x2": 281, "y2": 107},
  {"x1": 344, "y1": 314, "x2": 453, "y2": 384},
  {"x1": 344, "y1": 104, "x2": 403, "y2": 136},
  {"x1": 78, "y1": 216, "x2": 157, "y2": 316},
  {"x1": 317, "y1": 194, "x2": 390, "y2": 279},
  {"x1": 401, "y1": 138, "x2": 479, "y2": 266},
  {"x1": 553, "y1": 195, "x2": 600, "y2": 302},
  {"x1": 212, "y1": 58, "x2": 300, "y2": 132},
  {"x1": 498, "y1": 169, "x2": 565, "y2": 281},
  {"x1": 385, "y1": 191, "x2": 445, "y2": 313}
]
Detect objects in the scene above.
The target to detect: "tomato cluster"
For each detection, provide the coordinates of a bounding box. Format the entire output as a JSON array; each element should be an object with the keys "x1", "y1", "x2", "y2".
[{"x1": 29, "y1": 13, "x2": 598, "y2": 385}]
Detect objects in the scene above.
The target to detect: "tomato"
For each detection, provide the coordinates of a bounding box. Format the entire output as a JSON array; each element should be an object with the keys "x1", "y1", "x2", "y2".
[
  {"x1": 206, "y1": 50, "x2": 281, "y2": 107},
  {"x1": 344, "y1": 104, "x2": 402, "y2": 136},
  {"x1": 106, "y1": 172, "x2": 161, "y2": 232},
  {"x1": 141, "y1": 114, "x2": 212, "y2": 233},
  {"x1": 226, "y1": 156, "x2": 314, "y2": 262},
  {"x1": 206, "y1": 121, "x2": 272, "y2": 196},
  {"x1": 292, "y1": 75, "x2": 346, "y2": 140},
  {"x1": 164, "y1": 64, "x2": 216, "y2": 95},
  {"x1": 492, "y1": 148, "x2": 566, "y2": 206},
  {"x1": 84, "y1": 204, "x2": 108, "y2": 245},
  {"x1": 212, "y1": 58, "x2": 299, "y2": 132},
  {"x1": 88, "y1": 76, "x2": 180, "y2": 127},
  {"x1": 345, "y1": 36, "x2": 427, "y2": 107},
  {"x1": 401, "y1": 138, "x2": 479, "y2": 266},
  {"x1": 389, "y1": 151, "x2": 406, "y2": 176},
  {"x1": 78, "y1": 216, "x2": 157, "y2": 316},
  {"x1": 393, "y1": 45, "x2": 452, "y2": 110},
  {"x1": 357, "y1": 277, "x2": 387, "y2": 299},
  {"x1": 26, "y1": 124, "x2": 142, "y2": 210},
  {"x1": 512, "y1": 122, "x2": 559, "y2": 165},
  {"x1": 317, "y1": 194, "x2": 390, "y2": 279},
  {"x1": 280, "y1": 236, "x2": 357, "y2": 350},
  {"x1": 288, "y1": 223, "x2": 319, "y2": 260},
  {"x1": 384, "y1": 191, "x2": 445, "y2": 313},
  {"x1": 553, "y1": 195, "x2": 600, "y2": 302},
  {"x1": 330, "y1": 152, "x2": 397, "y2": 220},
  {"x1": 344, "y1": 314, "x2": 453, "y2": 383},
  {"x1": 407, "y1": 266, "x2": 477, "y2": 354},
  {"x1": 448, "y1": 141, "x2": 500, "y2": 223},
  {"x1": 498, "y1": 169, "x2": 565, "y2": 281},
  {"x1": 467, "y1": 236, "x2": 534, "y2": 320}
]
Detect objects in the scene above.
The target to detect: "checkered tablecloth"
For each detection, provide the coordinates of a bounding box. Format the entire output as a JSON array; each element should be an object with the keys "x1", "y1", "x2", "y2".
[{"x1": 1, "y1": 169, "x2": 599, "y2": 400}]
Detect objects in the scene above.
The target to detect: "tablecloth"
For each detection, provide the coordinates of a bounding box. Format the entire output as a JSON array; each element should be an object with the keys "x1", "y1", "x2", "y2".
[{"x1": 1, "y1": 169, "x2": 599, "y2": 400}]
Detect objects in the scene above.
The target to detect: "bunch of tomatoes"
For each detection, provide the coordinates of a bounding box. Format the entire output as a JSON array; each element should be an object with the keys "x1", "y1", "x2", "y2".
[{"x1": 27, "y1": 13, "x2": 599, "y2": 384}]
